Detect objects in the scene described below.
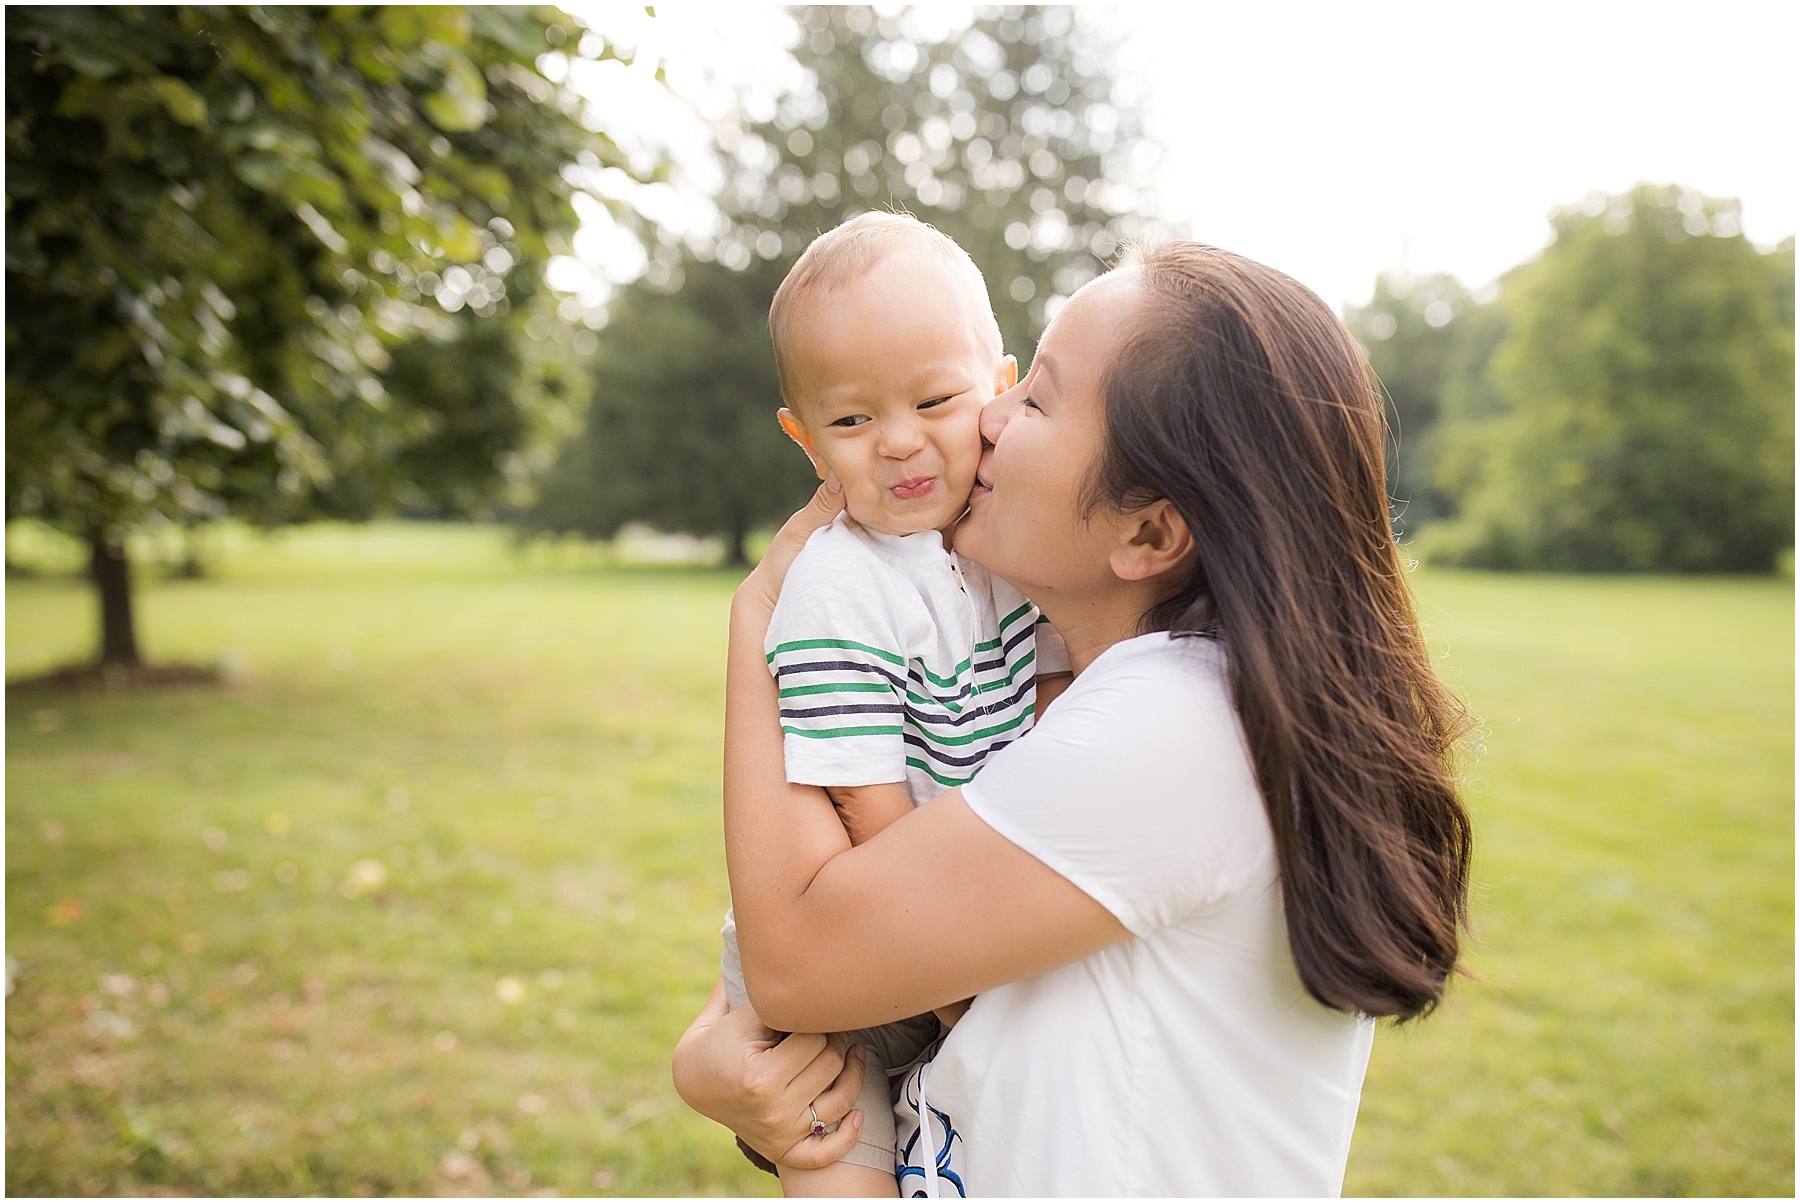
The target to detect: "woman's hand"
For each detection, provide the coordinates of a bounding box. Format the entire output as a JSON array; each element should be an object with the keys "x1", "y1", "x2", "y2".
[
  {"x1": 738, "y1": 476, "x2": 844, "y2": 614},
  {"x1": 670, "y1": 979, "x2": 869, "y2": 1169}
]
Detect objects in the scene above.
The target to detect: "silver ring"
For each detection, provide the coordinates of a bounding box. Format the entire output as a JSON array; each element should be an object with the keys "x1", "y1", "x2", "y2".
[{"x1": 808, "y1": 1105, "x2": 826, "y2": 1137}]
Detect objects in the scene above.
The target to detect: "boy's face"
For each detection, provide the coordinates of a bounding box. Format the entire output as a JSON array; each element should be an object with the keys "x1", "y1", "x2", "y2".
[{"x1": 779, "y1": 255, "x2": 1016, "y2": 538}]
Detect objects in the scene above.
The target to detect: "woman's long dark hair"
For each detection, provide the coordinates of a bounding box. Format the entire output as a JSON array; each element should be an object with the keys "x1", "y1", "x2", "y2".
[{"x1": 1093, "y1": 243, "x2": 1474, "y2": 1020}]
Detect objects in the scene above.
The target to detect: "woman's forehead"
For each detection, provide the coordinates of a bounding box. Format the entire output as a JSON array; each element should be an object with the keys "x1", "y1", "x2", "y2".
[{"x1": 1035, "y1": 268, "x2": 1145, "y2": 378}]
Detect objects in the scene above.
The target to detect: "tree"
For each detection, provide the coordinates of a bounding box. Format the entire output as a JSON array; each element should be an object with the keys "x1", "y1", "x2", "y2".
[
  {"x1": 525, "y1": 3, "x2": 1160, "y2": 561},
  {"x1": 1345, "y1": 273, "x2": 1504, "y2": 535},
  {"x1": 5, "y1": 5, "x2": 633, "y2": 668},
  {"x1": 1421, "y1": 185, "x2": 1794, "y2": 572},
  {"x1": 525, "y1": 255, "x2": 803, "y2": 566}
]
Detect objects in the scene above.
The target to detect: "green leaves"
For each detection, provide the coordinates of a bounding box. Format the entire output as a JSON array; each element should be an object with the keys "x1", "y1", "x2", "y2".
[
  {"x1": 146, "y1": 76, "x2": 207, "y2": 127},
  {"x1": 7, "y1": 3, "x2": 643, "y2": 567},
  {"x1": 1418, "y1": 186, "x2": 1794, "y2": 573},
  {"x1": 423, "y1": 57, "x2": 491, "y2": 133}
]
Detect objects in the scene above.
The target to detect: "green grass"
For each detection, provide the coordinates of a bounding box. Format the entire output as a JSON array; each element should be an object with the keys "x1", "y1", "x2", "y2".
[{"x1": 6, "y1": 523, "x2": 1792, "y2": 1196}]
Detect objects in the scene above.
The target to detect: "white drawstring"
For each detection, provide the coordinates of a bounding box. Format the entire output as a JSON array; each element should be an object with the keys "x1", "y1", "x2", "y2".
[
  {"x1": 918, "y1": 1056, "x2": 939, "y2": 1197},
  {"x1": 916, "y1": 546, "x2": 974, "y2": 1199}
]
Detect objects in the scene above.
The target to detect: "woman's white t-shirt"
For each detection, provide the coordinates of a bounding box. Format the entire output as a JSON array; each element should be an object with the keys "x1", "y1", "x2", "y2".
[{"x1": 922, "y1": 632, "x2": 1375, "y2": 1197}]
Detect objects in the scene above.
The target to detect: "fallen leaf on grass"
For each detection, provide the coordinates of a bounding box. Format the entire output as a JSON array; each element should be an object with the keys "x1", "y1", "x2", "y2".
[
  {"x1": 339, "y1": 858, "x2": 388, "y2": 899},
  {"x1": 46, "y1": 898, "x2": 84, "y2": 926}
]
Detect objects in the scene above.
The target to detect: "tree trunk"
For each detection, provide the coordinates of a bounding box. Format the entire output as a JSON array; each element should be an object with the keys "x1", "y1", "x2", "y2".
[
  {"x1": 89, "y1": 531, "x2": 142, "y2": 668},
  {"x1": 725, "y1": 510, "x2": 750, "y2": 569},
  {"x1": 177, "y1": 520, "x2": 205, "y2": 579}
]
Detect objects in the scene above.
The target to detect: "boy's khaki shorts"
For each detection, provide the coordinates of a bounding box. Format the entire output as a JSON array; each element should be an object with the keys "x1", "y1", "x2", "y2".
[{"x1": 836, "y1": 1014, "x2": 942, "y2": 1173}]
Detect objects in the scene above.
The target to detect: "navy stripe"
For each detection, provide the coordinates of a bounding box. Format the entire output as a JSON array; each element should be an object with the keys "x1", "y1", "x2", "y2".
[
  {"x1": 904, "y1": 675, "x2": 1034, "y2": 728},
  {"x1": 781, "y1": 702, "x2": 905, "y2": 720},
  {"x1": 904, "y1": 665, "x2": 971, "y2": 706},
  {"x1": 1003, "y1": 622, "x2": 1035, "y2": 656},
  {"x1": 776, "y1": 660, "x2": 907, "y2": 690},
  {"x1": 904, "y1": 732, "x2": 1015, "y2": 769}
]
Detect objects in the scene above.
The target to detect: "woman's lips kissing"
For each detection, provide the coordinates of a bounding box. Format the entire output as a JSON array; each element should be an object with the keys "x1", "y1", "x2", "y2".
[{"x1": 890, "y1": 476, "x2": 936, "y2": 501}]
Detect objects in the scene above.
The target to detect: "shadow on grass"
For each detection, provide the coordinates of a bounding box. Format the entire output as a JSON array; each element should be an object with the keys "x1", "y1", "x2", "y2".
[{"x1": 6, "y1": 662, "x2": 222, "y2": 692}]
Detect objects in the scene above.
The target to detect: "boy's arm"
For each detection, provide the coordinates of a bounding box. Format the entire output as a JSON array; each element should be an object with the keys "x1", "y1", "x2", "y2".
[{"x1": 824, "y1": 783, "x2": 915, "y2": 847}]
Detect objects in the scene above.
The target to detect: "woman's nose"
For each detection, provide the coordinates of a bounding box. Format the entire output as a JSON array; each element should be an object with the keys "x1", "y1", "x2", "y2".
[{"x1": 980, "y1": 389, "x2": 1019, "y2": 443}]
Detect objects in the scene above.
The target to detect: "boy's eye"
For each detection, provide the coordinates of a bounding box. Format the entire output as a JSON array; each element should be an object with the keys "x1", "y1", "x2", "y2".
[
  {"x1": 917, "y1": 395, "x2": 953, "y2": 411},
  {"x1": 829, "y1": 414, "x2": 871, "y2": 428}
]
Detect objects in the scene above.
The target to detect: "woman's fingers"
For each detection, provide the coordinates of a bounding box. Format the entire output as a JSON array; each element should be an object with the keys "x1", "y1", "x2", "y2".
[
  {"x1": 782, "y1": 1031, "x2": 856, "y2": 1116},
  {"x1": 808, "y1": 1041, "x2": 869, "y2": 1127},
  {"x1": 669, "y1": 987, "x2": 875, "y2": 1173},
  {"x1": 766, "y1": 1040, "x2": 871, "y2": 1169},
  {"x1": 777, "y1": 1108, "x2": 866, "y2": 1171}
]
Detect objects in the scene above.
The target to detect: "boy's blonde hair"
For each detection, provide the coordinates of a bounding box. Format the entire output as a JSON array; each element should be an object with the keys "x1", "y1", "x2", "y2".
[{"x1": 769, "y1": 211, "x2": 1004, "y2": 408}]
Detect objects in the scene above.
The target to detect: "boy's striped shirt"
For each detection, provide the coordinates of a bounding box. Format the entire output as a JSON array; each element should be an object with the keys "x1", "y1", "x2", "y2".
[{"x1": 765, "y1": 518, "x2": 1068, "y2": 804}]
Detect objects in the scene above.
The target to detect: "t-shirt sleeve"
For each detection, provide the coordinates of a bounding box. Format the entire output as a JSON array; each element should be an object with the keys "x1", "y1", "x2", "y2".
[
  {"x1": 960, "y1": 641, "x2": 1267, "y2": 937},
  {"x1": 765, "y1": 532, "x2": 910, "y2": 788}
]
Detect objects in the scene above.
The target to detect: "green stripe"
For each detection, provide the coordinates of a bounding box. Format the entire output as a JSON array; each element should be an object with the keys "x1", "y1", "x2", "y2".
[
  {"x1": 972, "y1": 637, "x2": 1001, "y2": 652},
  {"x1": 906, "y1": 757, "x2": 974, "y2": 788},
  {"x1": 908, "y1": 708, "x2": 1029, "y2": 747},
  {"x1": 782, "y1": 724, "x2": 904, "y2": 739},
  {"x1": 998, "y1": 602, "x2": 1035, "y2": 634},
  {"x1": 779, "y1": 681, "x2": 893, "y2": 698},
  {"x1": 973, "y1": 649, "x2": 1035, "y2": 695},
  {"x1": 917, "y1": 656, "x2": 973, "y2": 689},
  {"x1": 768, "y1": 638, "x2": 905, "y2": 667}
]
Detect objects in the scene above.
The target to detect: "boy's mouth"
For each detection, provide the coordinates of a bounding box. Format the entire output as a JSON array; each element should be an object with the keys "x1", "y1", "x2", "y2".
[{"x1": 890, "y1": 476, "x2": 936, "y2": 501}]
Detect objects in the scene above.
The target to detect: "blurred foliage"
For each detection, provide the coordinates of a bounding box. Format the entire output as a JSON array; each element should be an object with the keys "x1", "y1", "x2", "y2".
[
  {"x1": 1350, "y1": 184, "x2": 1794, "y2": 572},
  {"x1": 5, "y1": 4, "x2": 637, "y2": 659},
  {"x1": 1344, "y1": 273, "x2": 1504, "y2": 535},
  {"x1": 524, "y1": 255, "x2": 802, "y2": 566},
  {"x1": 524, "y1": 3, "x2": 1160, "y2": 563}
]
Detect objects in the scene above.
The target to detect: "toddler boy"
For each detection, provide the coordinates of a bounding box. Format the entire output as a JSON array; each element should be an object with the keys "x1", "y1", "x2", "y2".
[{"x1": 719, "y1": 211, "x2": 1068, "y2": 1195}]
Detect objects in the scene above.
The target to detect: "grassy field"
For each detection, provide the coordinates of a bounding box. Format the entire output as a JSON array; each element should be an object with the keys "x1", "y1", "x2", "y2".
[{"x1": 5, "y1": 522, "x2": 1792, "y2": 1196}]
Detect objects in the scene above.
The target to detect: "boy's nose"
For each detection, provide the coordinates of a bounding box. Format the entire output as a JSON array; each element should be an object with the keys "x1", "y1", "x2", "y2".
[{"x1": 877, "y1": 415, "x2": 927, "y2": 458}]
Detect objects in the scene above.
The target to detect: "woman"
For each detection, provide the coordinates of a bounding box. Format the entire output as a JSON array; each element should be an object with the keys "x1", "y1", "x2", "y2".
[{"x1": 673, "y1": 244, "x2": 1473, "y2": 1195}]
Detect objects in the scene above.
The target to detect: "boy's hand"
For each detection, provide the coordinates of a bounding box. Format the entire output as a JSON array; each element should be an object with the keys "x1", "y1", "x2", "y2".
[{"x1": 738, "y1": 476, "x2": 845, "y2": 613}]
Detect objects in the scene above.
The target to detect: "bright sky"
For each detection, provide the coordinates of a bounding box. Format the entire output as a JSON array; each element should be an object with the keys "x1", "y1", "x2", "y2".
[{"x1": 560, "y1": 2, "x2": 1797, "y2": 312}]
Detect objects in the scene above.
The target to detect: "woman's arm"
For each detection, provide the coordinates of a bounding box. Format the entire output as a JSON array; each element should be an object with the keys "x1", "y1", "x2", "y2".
[{"x1": 726, "y1": 587, "x2": 1128, "y2": 1035}]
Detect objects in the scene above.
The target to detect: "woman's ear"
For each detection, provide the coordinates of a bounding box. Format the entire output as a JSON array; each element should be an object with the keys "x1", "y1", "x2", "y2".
[
  {"x1": 1108, "y1": 499, "x2": 1196, "y2": 583},
  {"x1": 776, "y1": 408, "x2": 829, "y2": 482}
]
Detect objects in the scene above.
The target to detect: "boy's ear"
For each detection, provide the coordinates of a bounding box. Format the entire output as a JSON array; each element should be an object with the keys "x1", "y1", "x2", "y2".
[
  {"x1": 776, "y1": 407, "x2": 829, "y2": 481},
  {"x1": 995, "y1": 354, "x2": 1018, "y2": 395}
]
